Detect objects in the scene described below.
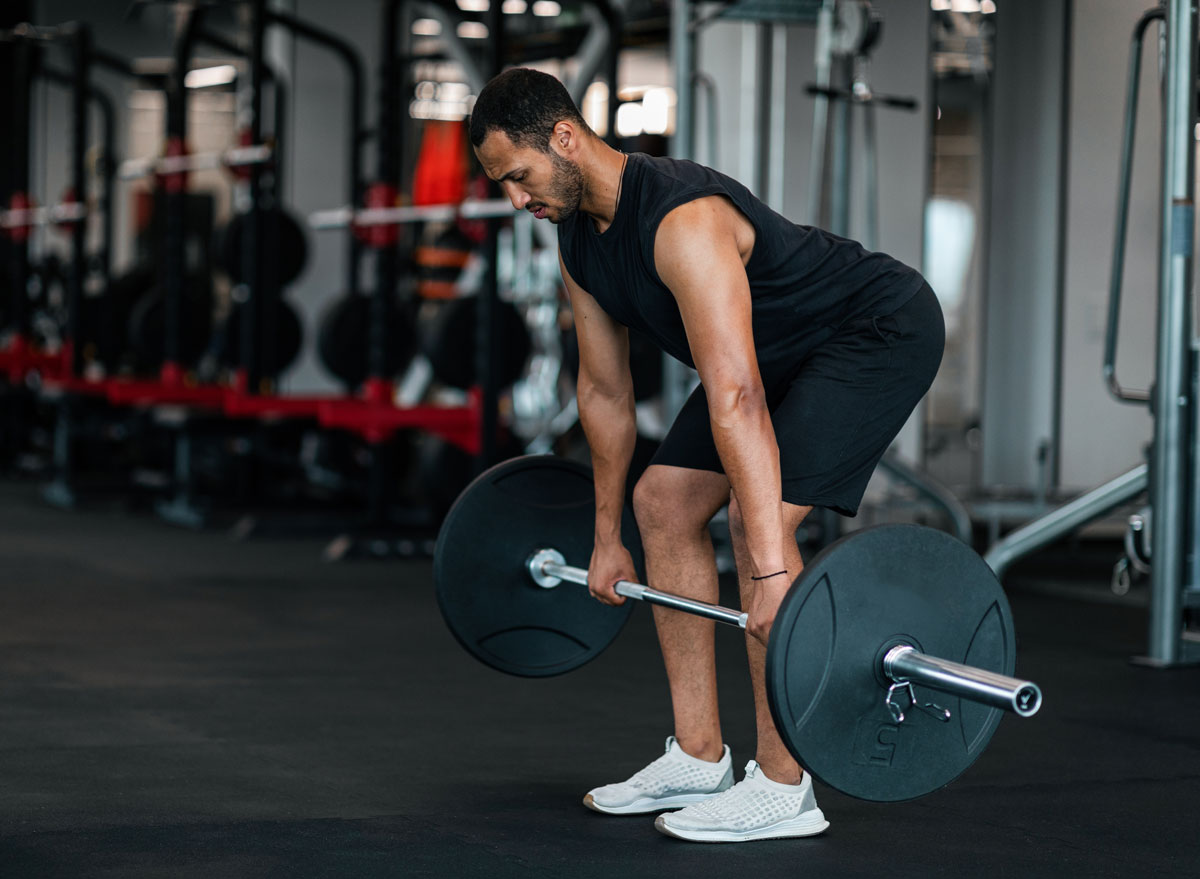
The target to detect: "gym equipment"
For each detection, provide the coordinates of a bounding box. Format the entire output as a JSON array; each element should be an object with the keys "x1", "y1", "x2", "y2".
[
  {"x1": 117, "y1": 144, "x2": 272, "y2": 181},
  {"x1": 318, "y1": 293, "x2": 417, "y2": 389},
  {"x1": 435, "y1": 455, "x2": 1043, "y2": 802},
  {"x1": 214, "y1": 205, "x2": 309, "y2": 288},
  {"x1": 219, "y1": 299, "x2": 304, "y2": 376},
  {"x1": 436, "y1": 456, "x2": 641, "y2": 676},
  {"x1": 0, "y1": 193, "x2": 88, "y2": 238},
  {"x1": 126, "y1": 281, "x2": 215, "y2": 372},
  {"x1": 309, "y1": 197, "x2": 517, "y2": 233},
  {"x1": 418, "y1": 297, "x2": 532, "y2": 390}
]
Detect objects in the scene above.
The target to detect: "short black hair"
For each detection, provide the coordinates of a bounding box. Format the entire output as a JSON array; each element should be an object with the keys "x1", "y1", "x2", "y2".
[{"x1": 469, "y1": 68, "x2": 593, "y2": 151}]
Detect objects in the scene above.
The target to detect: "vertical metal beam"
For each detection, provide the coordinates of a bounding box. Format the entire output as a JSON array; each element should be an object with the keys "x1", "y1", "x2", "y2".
[
  {"x1": 664, "y1": 0, "x2": 695, "y2": 421},
  {"x1": 670, "y1": 0, "x2": 693, "y2": 161},
  {"x1": 766, "y1": 24, "x2": 787, "y2": 213},
  {"x1": 66, "y1": 24, "x2": 89, "y2": 378},
  {"x1": 1146, "y1": 0, "x2": 1195, "y2": 666}
]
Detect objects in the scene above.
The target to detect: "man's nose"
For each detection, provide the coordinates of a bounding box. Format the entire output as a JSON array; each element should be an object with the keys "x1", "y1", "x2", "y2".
[{"x1": 503, "y1": 183, "x2": 530, "y2": 210}]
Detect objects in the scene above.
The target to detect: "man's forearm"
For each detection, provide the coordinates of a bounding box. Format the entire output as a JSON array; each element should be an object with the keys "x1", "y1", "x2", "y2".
[
  {"x1": 708, "y1": 395, "x2": 786, "y2": 576},
  {"x1": 578, "y1": 380, "x2": 638, "y2": 544}
]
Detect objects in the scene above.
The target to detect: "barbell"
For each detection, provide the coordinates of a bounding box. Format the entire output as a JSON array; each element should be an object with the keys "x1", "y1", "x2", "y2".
[
  {"x1": 434, "y1": 455, "x2": 1044, "y2": 803},
  {"x1": 117, "y1": 144, "x2": 273, "y2": 181}
]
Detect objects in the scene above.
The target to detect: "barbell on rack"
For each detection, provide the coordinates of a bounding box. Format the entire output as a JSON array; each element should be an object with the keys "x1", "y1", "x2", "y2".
[
  {"x1": 117, "y1": 144, "x2": 273, "y2": 181},
  {"x1": 1, "y1": 193, "x2": 87, "y2": 238},
  {"x1": 308, "y1": 197, "x2": 517, "y2": 231},
  {"x1": 434, "y1": 455, "x2": 1044, "y2": 803}
]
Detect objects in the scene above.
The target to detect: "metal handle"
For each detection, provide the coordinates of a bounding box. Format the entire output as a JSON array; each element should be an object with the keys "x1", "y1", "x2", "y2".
[
  {"x1": 528, "y1": 549, "x2": 748, "y2": 628},
  {"x1": 1104, "y1": 7, "x2": 1165, "y2": 405},
  {"x1": 527, "y1": 548, "x2": 1042, "y2": 718}
]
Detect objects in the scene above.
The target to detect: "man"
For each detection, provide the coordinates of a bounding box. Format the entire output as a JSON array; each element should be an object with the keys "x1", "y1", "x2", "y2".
[{"x1": 469, "y1": 68, "x2": 944, "y2": 843}]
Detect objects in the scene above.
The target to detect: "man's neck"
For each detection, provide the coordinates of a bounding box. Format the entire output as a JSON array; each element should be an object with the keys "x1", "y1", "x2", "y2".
[{"x1": 579, "y1": 142, "x2": 628, "y2": 234}]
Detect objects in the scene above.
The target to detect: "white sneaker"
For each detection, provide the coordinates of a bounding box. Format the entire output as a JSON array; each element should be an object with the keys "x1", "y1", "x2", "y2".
[
  {"x1": 654, "y1": 760, "x2": 830, "y2": 842},
  {"x1": 583, "y1": 736, "x2": 733, "y2": 815}
]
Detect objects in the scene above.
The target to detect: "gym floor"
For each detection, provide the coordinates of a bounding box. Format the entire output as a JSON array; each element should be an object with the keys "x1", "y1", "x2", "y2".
[{"x1": 0, "y1": 484, "x2": 1196, "y2": 879}]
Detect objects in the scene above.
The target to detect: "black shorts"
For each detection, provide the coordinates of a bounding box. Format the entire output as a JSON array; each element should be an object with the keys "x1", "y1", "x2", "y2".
[{"x1": 648, "y1": 283, "x2": 945, "y2": 516}]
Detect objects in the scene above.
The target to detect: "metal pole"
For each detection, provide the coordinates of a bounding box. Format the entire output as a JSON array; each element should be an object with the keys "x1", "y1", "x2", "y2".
[
  {"x1": 984, "y1": 463, "x2": 1148, "y2": 578},
  {"x1": 66, "y1": 24, "x2": 89, "y2": 378},
  {"x1": 528, "y1": 549, "x2": 1042, "y2": 716},
  {"x1": 1146, "y1": 0, "x2": 1195, "y2": 666},
  {"x1": 664, "y1": 0, "x2": 695, "y2": 421},
  {"x1": 807, "y1": 0, "x2": 835, "y2": 226}
]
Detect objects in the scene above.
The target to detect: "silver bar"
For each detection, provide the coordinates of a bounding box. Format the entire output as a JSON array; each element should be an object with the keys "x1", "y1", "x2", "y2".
[
  {"x1": 884, "y1": 646, "x2": 1042, "y2": 717},
  {"x1": 0, "y1": 201, "x2": 87, "y2": 228},
  {"x1": 984, "y1": 463, "x2": 1148, "y2": 579},
  {"x1": 1147, "y1": 0, "x2": 1195, "y2": 666},
  {"x1": 117, "y1": 144, "x2": 273, "y2": 180},
  {"x1": 308, "y1": 198, "x2": 516, "y2": 230},
  {"x1": 532, "y1": 551, "x2": 748, "y2": 628}
]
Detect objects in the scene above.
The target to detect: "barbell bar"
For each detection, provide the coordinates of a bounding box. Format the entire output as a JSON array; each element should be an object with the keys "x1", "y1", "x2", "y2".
[
  {"x1": 0, "y1": 199, "x2": 88, "y2": 232},
  {"x1": 526, "y1": 547, "x2": 1041, "y2": 718},
  {"x1": 117, "y1": 144, "x2": 273, "y2": 181},
  {"x1": 308, "y1": 198, "x2": 517, "y2": 231}
]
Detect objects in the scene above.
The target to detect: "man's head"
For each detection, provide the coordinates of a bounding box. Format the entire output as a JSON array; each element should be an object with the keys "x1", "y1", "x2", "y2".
[{"x1": 469, "y1": 68, "x2": 593, "y2": 223}]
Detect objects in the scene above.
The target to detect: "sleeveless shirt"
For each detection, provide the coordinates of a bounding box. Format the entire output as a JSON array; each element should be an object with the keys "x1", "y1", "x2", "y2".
[{"x1": 557, "y1": 153, "x2": 924, "y2": 386}]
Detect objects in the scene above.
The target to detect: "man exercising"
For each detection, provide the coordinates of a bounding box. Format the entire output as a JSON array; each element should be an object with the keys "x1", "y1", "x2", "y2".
[{"x1": 469, "y1": 68, "x2": 944, "y2": 843}]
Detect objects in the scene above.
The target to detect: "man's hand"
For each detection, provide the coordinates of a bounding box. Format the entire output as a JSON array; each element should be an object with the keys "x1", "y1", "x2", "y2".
[
  {"x1": 745, "y1": 573, "x2": 794, "y2": 645},
  {"x1": 588, "y1": 541, "x2": 639, "y2": 606}
]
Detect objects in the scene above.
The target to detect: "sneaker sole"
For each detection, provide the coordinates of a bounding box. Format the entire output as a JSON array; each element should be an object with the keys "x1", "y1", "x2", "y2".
[
  {"x1": 653, "y1": 811, "x2": 830, "y2": 842},
  {"x1": 582, "y1": 792, "x2": 723, "y2": 816}
]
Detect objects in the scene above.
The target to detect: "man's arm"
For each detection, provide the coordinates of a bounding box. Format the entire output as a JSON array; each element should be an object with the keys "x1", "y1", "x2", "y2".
[
  {"x1": 654, "y1": 198, "x2": 787, "y2": 620},
  {"x1": 559, "y1": 252, "x2": 639, "y2": 603}
]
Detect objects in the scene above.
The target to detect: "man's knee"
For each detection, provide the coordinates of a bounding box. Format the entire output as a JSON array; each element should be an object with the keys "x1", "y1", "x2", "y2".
[{"x1": 632, "y1": 467, "x2": 719, "y2": 538}]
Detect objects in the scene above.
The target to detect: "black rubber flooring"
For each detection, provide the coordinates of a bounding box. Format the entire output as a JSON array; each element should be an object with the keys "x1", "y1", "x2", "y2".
[{"x1": 0, "y1": 483, "x2": 1197, "y2": 878}]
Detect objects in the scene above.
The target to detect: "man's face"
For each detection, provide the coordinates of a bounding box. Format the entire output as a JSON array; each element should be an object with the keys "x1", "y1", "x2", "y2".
[{"x1": 475, "y1": 130, "x2": 584, "y2": 224}]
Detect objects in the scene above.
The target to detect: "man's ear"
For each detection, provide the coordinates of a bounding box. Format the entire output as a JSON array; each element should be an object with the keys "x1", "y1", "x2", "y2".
[{"x1": 550, "y1": 120, "x2": 578, "y2": 158}]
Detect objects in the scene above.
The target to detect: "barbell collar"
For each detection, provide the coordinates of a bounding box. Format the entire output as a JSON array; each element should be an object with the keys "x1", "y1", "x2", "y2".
[
  {"x1": 883, "y1": 645, "x2": 1042, "y2": 717},
  {"x1": 530, "y1": 550, "x2": 749, "y2": 629}
]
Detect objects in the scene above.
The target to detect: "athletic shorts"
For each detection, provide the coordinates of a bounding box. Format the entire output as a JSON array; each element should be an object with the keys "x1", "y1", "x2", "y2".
[{"x1": 648, "y1": 282, "x2": 945, "y2": 516}]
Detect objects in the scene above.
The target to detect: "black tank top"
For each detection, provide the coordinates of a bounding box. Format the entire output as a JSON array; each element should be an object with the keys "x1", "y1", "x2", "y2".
[{"x1": 557, "y1": 153, "x2": 924, "y2": 385}]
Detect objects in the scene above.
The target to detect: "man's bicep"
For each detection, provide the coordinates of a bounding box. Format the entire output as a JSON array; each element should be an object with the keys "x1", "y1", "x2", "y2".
[{"x1": 558, "y1": 252, "x2": 632, "y2": 396}]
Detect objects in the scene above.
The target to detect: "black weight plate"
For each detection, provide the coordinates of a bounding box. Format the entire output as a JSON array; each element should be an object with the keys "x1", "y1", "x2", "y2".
[
  {"x1": 216, "y1": 206, "x2": 309, "y2": 287},
  {"x1": 419, "y1": 297, "x2": 531, "y2": 390},
  {"x1": 126, "y1": 281, "x2": 215, "y2": 372},
  {"x1": 434, "y1": 455, "x2": 641, "y2": 677},
  {"x1": 220, "y1": 298, "x2": 304, "y2": 375},
  {"x1": 765, "y1": 524, "x2": 1016, "y2": 802},
  {"x1": 317, "y1": 293, "x2": 416, "y2": 389}
]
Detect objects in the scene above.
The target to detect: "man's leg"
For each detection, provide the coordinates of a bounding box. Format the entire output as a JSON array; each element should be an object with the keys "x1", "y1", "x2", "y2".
[
  {"x1": 728, "y1": 495, "x2": 813, "y2": 783},
  {"x1": 631, "y1": 464, "x2": 731, "y2": 762}
]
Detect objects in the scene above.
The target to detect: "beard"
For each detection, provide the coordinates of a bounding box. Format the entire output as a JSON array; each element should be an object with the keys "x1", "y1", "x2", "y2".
[{"x1": 543, "y1": 151, "x2": 584, "y2": 223}]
